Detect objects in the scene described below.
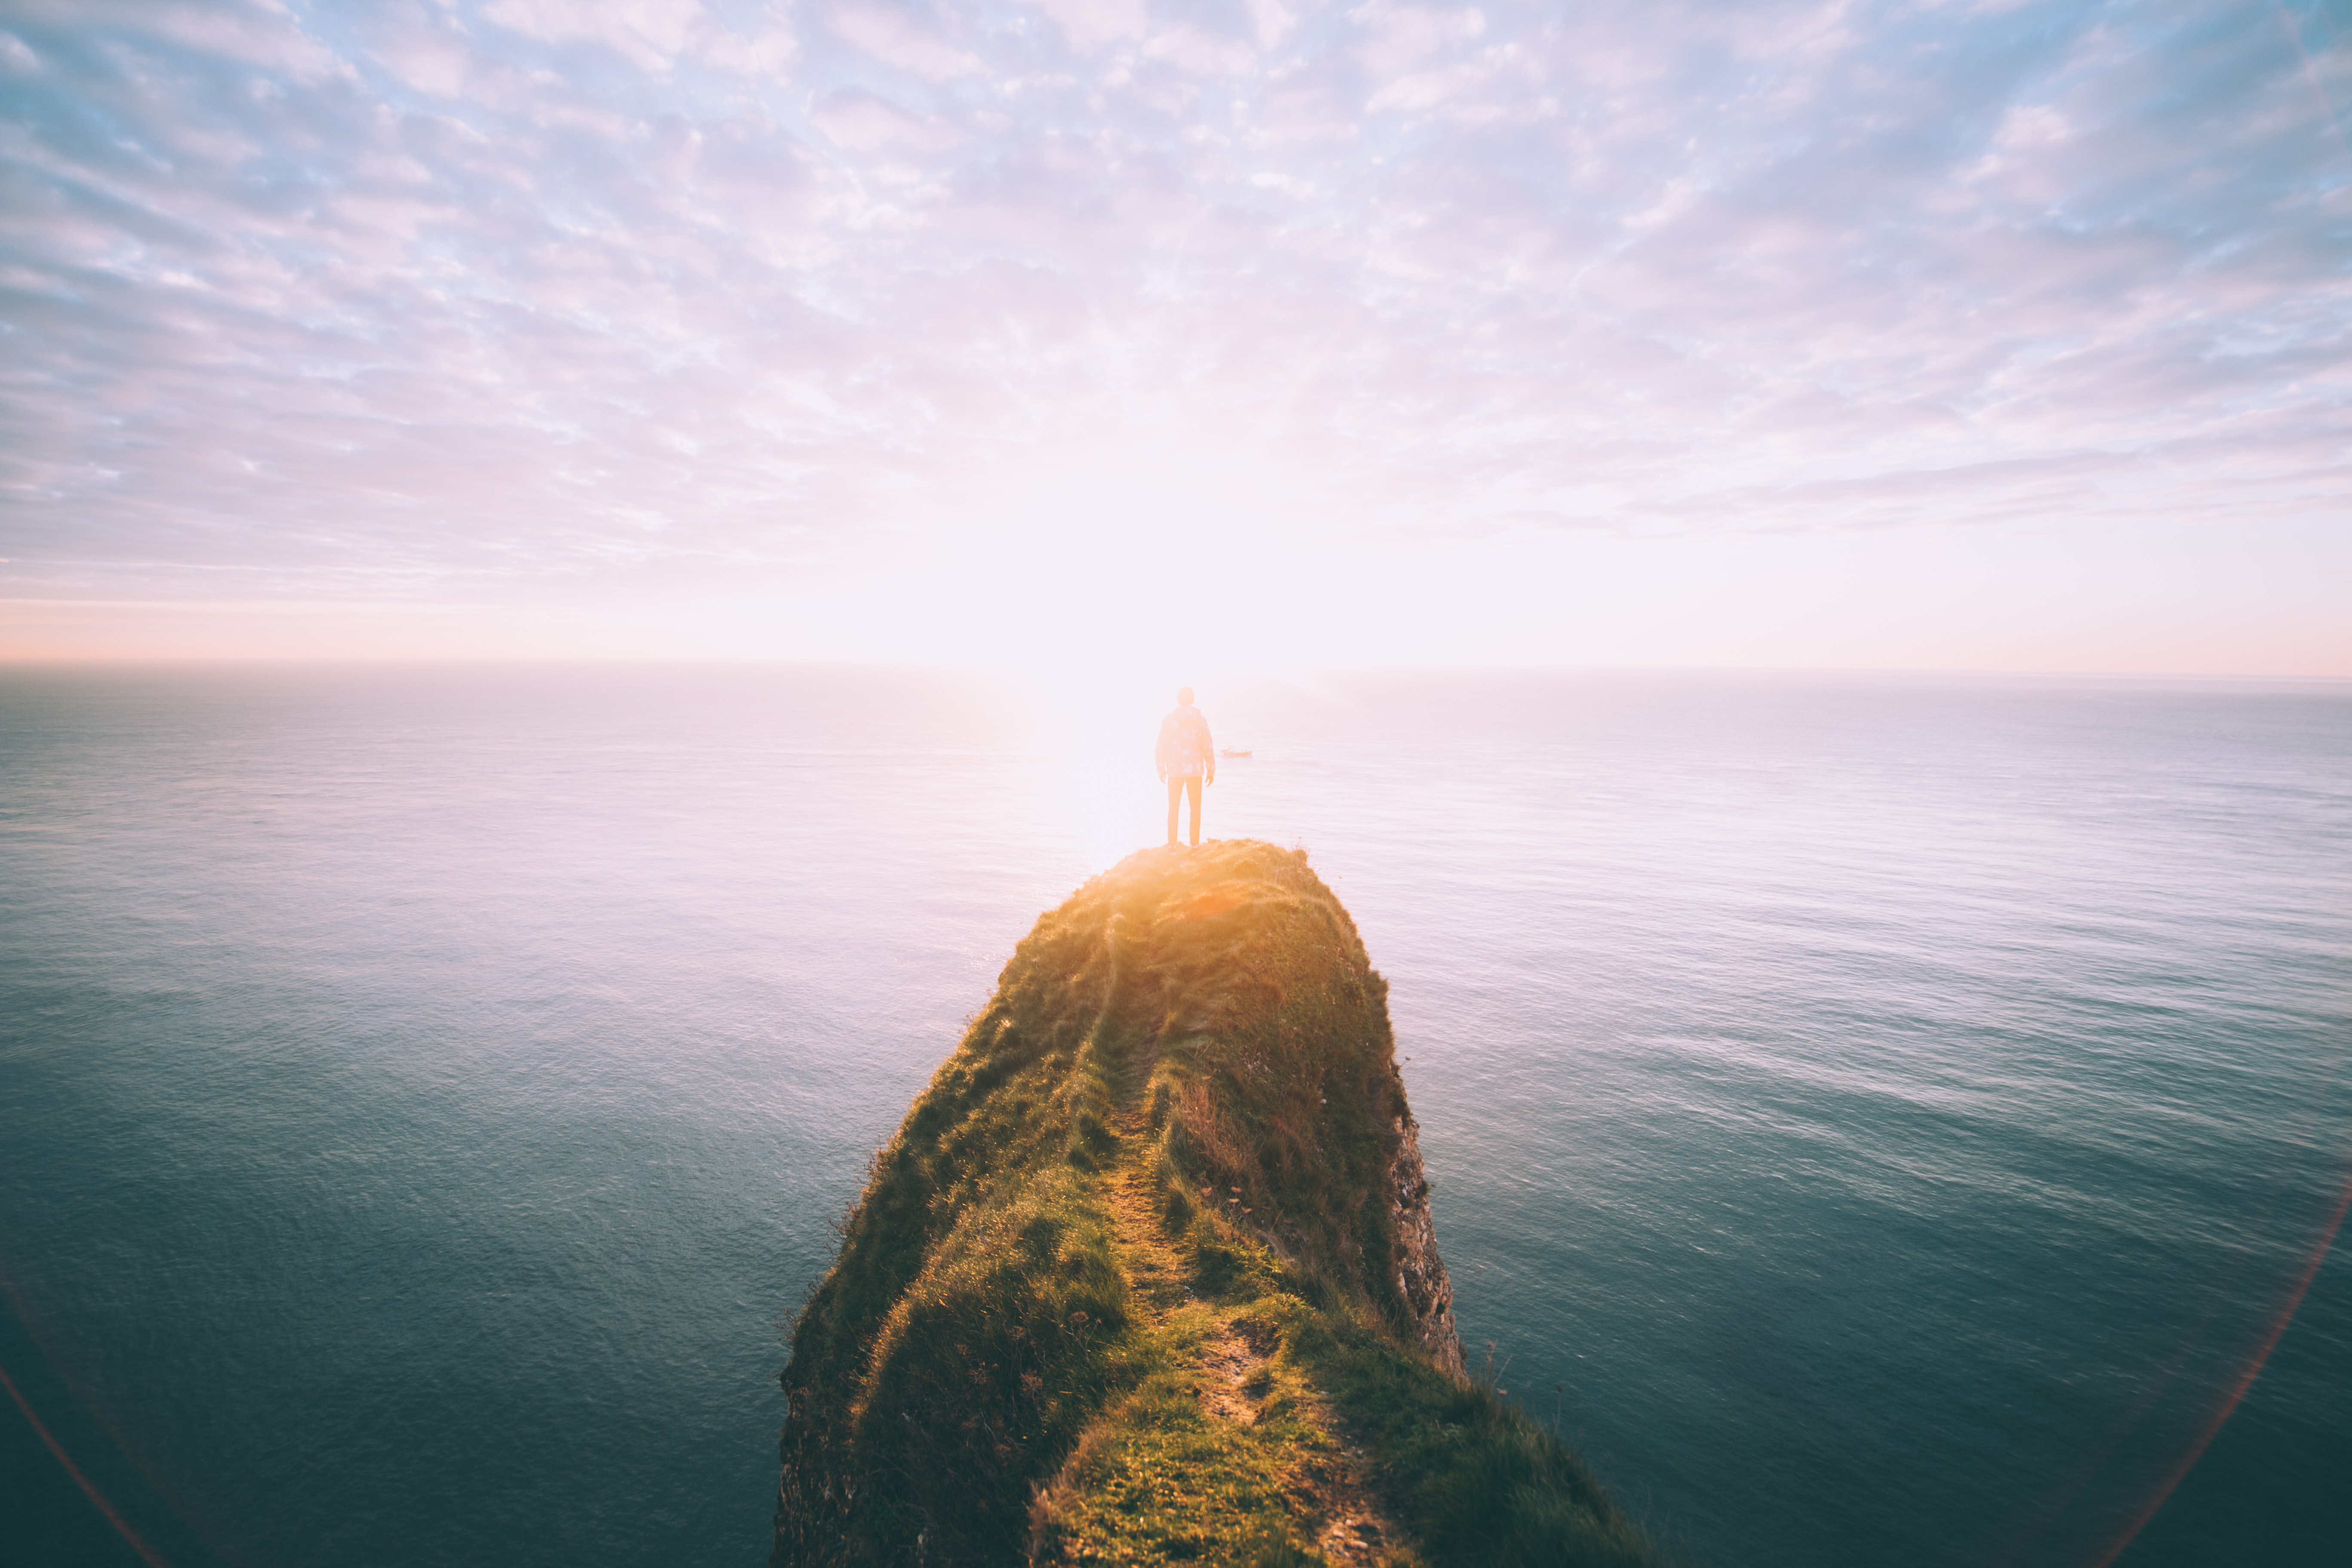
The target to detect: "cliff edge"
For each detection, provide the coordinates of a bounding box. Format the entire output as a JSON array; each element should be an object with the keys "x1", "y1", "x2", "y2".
[{"x1": 773, "y1": 840, "x2": 1663, "y2": 1567}]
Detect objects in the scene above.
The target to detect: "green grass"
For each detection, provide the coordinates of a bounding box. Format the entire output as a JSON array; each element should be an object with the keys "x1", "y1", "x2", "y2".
[
  {"x1": 773, "y1": 840, "x2": 1673, "y2": 1567},
  {"x1": 1026, "y1": 1332, "x2": 1340, "y2": 1566}
]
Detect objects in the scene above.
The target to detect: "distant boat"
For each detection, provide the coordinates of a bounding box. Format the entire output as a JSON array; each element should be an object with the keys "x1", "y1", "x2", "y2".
[{"x1": 1219, "y1": 747, "x2": 1252, "y2": 757}]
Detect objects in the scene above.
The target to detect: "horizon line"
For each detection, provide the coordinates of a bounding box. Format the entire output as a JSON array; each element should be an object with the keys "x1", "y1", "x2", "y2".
[{"x1": 1, "y1": 655, "x2": 2348, "y2": 686}]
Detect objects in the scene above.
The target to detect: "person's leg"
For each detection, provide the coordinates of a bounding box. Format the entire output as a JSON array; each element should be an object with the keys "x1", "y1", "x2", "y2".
[
  {"x1": 1167, "y1": 776, "x2": 1182, "y2": 845},
  {"x1": 1185, "y1": 774, "x2": 1203, "y2": 847}
]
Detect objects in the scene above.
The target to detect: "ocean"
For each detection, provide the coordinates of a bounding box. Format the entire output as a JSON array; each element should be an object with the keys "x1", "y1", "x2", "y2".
[{"x1": 1, "y1": 665, "x2": 2345, "y2": 1567}]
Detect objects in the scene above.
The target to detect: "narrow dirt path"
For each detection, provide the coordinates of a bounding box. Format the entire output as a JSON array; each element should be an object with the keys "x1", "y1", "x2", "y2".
[{"x1": 1099, "y1": 1106, "x2": 1403, "y2": 1565}]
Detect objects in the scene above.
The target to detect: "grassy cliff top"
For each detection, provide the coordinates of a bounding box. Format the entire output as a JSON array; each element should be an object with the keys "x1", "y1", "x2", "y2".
[{"x1": 774, "y1": 839, "x2": 1667, "y2": 1567}]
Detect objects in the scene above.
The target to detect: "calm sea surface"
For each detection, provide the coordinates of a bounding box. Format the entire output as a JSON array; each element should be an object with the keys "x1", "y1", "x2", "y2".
[{"x1": 1, "y1": 667, "x2": 2346, "y2": 1568}]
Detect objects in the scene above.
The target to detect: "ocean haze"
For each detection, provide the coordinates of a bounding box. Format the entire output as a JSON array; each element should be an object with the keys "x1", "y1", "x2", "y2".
[{"x1": 0, "y1": 665, "x2": 2346, "y2": 1566}]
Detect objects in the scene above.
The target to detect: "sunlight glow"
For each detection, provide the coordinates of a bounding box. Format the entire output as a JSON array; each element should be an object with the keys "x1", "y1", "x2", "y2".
[{"x1": 885, "y1": 417, "x2": 1338, "y2": 680}]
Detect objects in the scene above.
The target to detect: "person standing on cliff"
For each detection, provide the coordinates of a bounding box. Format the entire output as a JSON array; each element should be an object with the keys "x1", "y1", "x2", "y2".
[{"x1": 1156, "y1": 687, "x2": 1215, "y2": 849}]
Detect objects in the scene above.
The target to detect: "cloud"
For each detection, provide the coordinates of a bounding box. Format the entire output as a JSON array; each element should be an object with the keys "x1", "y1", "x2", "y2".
[
  {"x1": 1349, "y1": 0, "x2": 1485, "y2": 79},
  {"x1": 812, "y1": 88, "x2": 960, "y2": 152},
  {"x1": 482, "y1": 0, "x2": 711, "y2": 72},
  {"x1": 820, "y1": 2, "x2": 980, "y2": 81},
  {"x1": 0, "y1": 0, "x2": 2346, "y2": 668},
  {"x1": 1029, "y1": 0, "x2": 1148, "y2": 53},
  {"x1": 373, "y1": 19, "x2": 475, "y2": 97}
]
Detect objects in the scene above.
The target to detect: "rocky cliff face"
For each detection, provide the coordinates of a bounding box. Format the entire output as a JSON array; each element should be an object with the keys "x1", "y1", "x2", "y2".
[
  {"x1": 1388, "y1": 1113, "x2": 1464, "y2": 1375},
  {"x1": 772, "y1": 841, "x2": 1657, "y2": 1568}
]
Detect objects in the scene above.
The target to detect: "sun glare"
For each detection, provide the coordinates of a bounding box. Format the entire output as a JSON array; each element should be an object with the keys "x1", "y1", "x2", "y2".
[{"x1": 885, "y1": 417, "x2": 1340, "y2": 681}]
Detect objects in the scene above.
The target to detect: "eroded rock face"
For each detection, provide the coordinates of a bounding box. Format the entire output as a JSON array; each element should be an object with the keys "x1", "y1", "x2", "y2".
[{"x1": 1389, "y1": 1113, "x2": 1465, "y2": 1375}]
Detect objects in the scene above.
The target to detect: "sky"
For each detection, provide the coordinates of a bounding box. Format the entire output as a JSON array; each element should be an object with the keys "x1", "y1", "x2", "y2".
[{"x1": 0, "y1": 0, "x2": 2346, "y2": 675}]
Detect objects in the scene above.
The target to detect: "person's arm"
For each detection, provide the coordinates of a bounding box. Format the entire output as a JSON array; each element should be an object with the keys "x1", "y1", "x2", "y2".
[{"x1": 1201, "y1": 713, "x2": 1216, "y2": 784}]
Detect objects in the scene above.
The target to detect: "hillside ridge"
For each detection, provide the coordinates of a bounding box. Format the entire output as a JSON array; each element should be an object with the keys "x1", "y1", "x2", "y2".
[{"x1": 772, "y1": 839, "x2": 1666, "y2": 1567}]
